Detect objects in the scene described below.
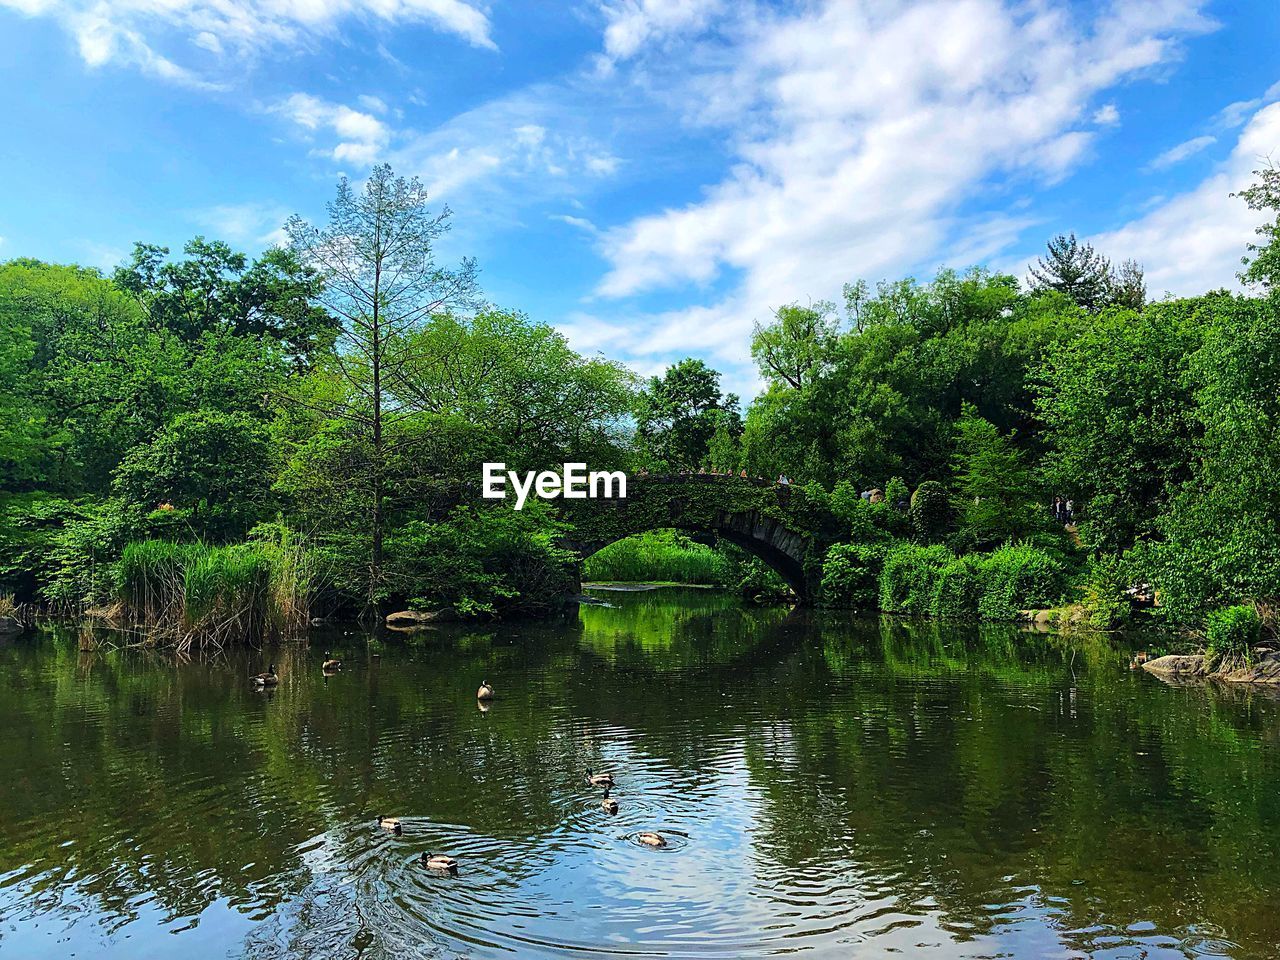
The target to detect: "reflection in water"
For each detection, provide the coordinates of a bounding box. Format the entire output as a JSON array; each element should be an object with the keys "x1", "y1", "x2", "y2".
[{"x1": 1, "y1": 587, "x2": 1279, "y2": 958}]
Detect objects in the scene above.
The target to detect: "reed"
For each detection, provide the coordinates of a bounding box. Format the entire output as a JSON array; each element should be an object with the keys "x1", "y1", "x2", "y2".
[{"x1": 118, "y1": 536, "x2": 314, "y2": 648}]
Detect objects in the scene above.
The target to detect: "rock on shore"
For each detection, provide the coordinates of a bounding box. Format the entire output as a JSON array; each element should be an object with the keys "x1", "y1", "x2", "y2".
[{"x1": 1143, "y1": 651, "x2": 1280, "y2": 684}]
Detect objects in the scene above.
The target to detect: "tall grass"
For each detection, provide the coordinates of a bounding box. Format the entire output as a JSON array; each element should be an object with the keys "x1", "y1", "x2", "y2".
[
  {"x1": 119, "y1": 534, "x2": 314, "y2": 648},
  {"x1": 584, "y1": 531, "x2": 733, "y2": 585}
]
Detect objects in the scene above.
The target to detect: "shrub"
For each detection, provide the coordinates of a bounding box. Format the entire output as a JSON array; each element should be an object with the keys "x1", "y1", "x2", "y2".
[
  {"x1": 879, "y1": 543, "x2": 953, "y2": 615},
  {"x1": 975, "y1": 544, "x2": 1066, "y2": 621},
  {"x1": 931, "y1": 557, "x2": 982, "y2": 619},
  {"x1": 884, "y1": 476, "x2": 909, "y2": 508},
  {"x1": 821, "y1": 542, "x2": 884, "y2": 608},
  {"x1": 1079, "y1": 554, "x2": 1131, "y2": 630},
  {"x1": 1204, "y1": 604, "x2": 1261, "y2": 671},
  {"x1": 909, "y1": 481, "x2": 950, "y2": 542}
]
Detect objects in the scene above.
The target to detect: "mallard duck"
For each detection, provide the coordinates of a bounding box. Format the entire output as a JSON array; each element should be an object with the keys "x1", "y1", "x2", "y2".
[
  {"x1": 601, "y1": 795, "x2": 619, "y2": 815},
  {"x1": 637, "y1": 832, "x2": 666, "y2": 848},
  {"x1": 477, "y1": 680, "x2": 495, "y2": 701},
  {"x1": 421, "y1": 852, "x2": 458, "y2": 872},
  {"x1": 322, "y1": 653, "x2": 342, "y2": 672},
  {"x1": 252, "y1": 665, "x2": 279, "y2": 686},
  {"x1": 586, "y1": 768, "x2": 614, "y2": 788},
  {"x1": 377, "y1": 816, "x2": 403, "y2": 835}
]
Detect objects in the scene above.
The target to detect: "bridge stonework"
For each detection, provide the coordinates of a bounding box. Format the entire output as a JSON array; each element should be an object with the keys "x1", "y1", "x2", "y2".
[{"x1": 559, "y1": 475, "x2": 838, "y2": 602}]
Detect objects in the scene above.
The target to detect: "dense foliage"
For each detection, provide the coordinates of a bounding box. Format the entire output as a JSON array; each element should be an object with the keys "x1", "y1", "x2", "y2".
[{"x1": 3, "y1": 161, "x2": 1279, "y2": 642}]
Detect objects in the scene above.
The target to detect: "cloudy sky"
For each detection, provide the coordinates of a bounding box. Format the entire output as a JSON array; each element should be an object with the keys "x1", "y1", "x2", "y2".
[{"x1": 1, "y1": 0, "x2": 1277, "y2": 396}]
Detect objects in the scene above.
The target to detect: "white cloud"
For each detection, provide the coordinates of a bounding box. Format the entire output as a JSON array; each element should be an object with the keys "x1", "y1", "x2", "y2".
[
  {"x1": 599, "y1": 0, "x2": 725, "y2": 62},
  {"x1": 386, "y1": 88, "x2": 623, "y2": 208},
  {"x1": 1090, "y1": 101, "x2": 1280, "y2": 298},
  {"x1": 1093, "y1": 102, "x2": 1121, "y2": 126},
  {"x1": 191, "y1": 202, "x2": 292, "y2": 248},
  {"x1": 571, "y1": 0, "x2": 1216, "y2": 397},
  {"x1": 0, "y1": 0, "x2": 495, "y2": 85},
  {"x1": 272, "y1": 93, "x2": 391, "y2": 166},
  {"x1": 1214, "y1": 80, "x2": 1280, "y2": 130},
  {"x1": 1146, "y1": 134, "x2": 1216, "y2": 170}
]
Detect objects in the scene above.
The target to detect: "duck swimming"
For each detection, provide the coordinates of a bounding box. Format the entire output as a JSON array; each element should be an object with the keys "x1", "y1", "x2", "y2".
[
  {"x1": 322, "y1": 653, "x2": 342, "y2": 672},
  {"x1": 377, "y1": 816, "x2": 403, "y2": 835},
  {"x1": 477, "y1": 680, "x2": 495, "y2": 701},
  {"x1": 602, "y1": 795, "x2": 619, "y2": 815},
  {"x1": 586, "y1": 768, "x2": 614, "y2": 788},
  {"x1": 422, "y1": 852, "x2": 458, "y2": 873},
  {"x1": 636, "y1": 832, "x2": 667, "y2": 848}
]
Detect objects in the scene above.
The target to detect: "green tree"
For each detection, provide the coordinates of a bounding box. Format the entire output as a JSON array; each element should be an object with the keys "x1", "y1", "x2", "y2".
[
  {"x1": 1235, "y1": 161, "x2": 1280, "y2": 290},
  {"x1": 1035, "y1": 302, "x2": 1202, "y2": 551},
  {"x1": 950, "y1": 402, "x2": 1041, "y2": 548},
  {"x1": 114, "y1": 237, "x2": 334, "y2": 364},
  {"x1": 286, "y1": 164, "x2": 481, "y2": 606},
  {"x1": 1029, "y1": 233, "x2": 1111, "y2": 311},
  {"x1": 635, "y1": 358, "x2": 739, "y2": 471},
  {"x1": 751, "y1": 301, "x2": 839, "y2": 389},
  {"x1": 113, "y1": 411, "x2": 275, "y2": 540}
]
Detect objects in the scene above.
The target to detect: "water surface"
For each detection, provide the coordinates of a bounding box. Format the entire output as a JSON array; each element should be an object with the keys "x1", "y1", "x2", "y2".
[{"x1": 1, "y1": 588, "x2": 1278, "y2": 958}]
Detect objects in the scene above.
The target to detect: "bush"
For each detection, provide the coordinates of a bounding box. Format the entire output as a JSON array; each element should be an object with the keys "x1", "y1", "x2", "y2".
[
  {"x1": 1079, "y1": 554, "x2": 1131, "y2": 630},
  {"x1": 821, "y1": 542, "x2": 884, "y2": 608},
  {"x1": 931, "y1": 556, "x2": 982, "y2": 619},
  {"x1": 1204, "y1": 605, "x2": 1261, "y2": 670},
  {"x1": 879, "y1": 543, "x2": 953, "y2": 615},
  {"x1": 975, "y1": 544, "x2": 1066, "y2": 621},
  {"x1": 910, "y1": 481, "x2": 950, "y2": 542}
]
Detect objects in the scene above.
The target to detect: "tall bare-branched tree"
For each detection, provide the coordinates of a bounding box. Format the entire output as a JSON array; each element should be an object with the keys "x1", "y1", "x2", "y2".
[{"x1": 286, "y1": 164, "x2": 481, "y2": 607}]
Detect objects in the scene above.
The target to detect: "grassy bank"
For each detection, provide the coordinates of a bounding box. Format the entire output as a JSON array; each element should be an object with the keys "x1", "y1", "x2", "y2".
[{"x1": 583, "y1": 531, "x2": 733, "y2": 586}]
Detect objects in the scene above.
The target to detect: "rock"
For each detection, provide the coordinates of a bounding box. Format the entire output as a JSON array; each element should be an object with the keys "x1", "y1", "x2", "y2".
[
  {"x1": 385, "y1": 608, "x2": 458, "y2": 627},
  {"x1": 1216, "y1": 651, "x2": 1280, "y2": 684},
  {"x1": 0, "y1": 615, "x2": 21, "y2": 636},
  {"x1": 1142, "y1": 651, "x2": 1280, "y2": 684},
  {"x1": 1142, "y1": 654, "x2": 1208, "y2": 679}
]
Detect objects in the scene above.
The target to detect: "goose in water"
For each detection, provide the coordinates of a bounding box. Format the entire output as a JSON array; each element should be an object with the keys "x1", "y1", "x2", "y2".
[
  {"x1": 422, "y1": 852, "x2": 459, "y2": 873},
  {"x1": 586, "y1": 768, "x2": 614, "y2": 788},
  {"x1": 377, "y1": 816, "x2": 403, "y2": 835},
  {"x1": 252, "y1": 665, "x2": 279, "y2": 687}
]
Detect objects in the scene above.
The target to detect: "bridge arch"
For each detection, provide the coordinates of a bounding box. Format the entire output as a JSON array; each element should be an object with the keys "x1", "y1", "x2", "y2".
[{"x1": 560, "y1": 475, "x2": 831, "y2": 602}]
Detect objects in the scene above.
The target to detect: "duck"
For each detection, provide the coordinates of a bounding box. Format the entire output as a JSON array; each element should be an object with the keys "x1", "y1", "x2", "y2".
[
  {"x1": 601, "y1": 794, "x2": 619, "y2": 815},
  {"x1": 377, "y1": 816, "x2": 403, "y2": 835},
  {"x1": 586, "y1": 768, "x2": 615, "y2": 788},
  {"x1": 252, "y1": 665, "x2": 279, "y2": 686},
  {"x1": 636, "y1": 832, "x2": 667, "y2": 848},
  {"x1": 421, "y1": 852, "x2": 459, "y2": 873},
  {"x1": 322, "y1": 652, "x2": 342, "y2": 672},
  {"x1": 476, "y1": 680, "x2": 495, "y2": 701}
]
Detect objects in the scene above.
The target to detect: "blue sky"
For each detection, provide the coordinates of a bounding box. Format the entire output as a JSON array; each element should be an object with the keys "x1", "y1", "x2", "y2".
[{"x1": 1, "y1": 0, "x2": 1277, "y2": 397}]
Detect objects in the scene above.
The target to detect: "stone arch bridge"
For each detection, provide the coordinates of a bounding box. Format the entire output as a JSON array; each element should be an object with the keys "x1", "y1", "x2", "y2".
[{"x1": 559, "y1": 474, "x2": 839, "y2": 602}]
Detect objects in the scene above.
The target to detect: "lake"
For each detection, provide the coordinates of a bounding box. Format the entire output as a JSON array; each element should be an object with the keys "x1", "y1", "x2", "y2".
[{"x1": 1, "y1": 586, "x2": 1278, "y2": 959}]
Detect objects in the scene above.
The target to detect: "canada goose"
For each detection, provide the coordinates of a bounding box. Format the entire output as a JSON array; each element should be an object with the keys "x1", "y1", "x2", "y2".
[
  {"x1": 602, "y1": 795, "x2": 619, "y2": 815},
  {"x1": 252, "y1": 665, "x2": 279, "y2": 686},
  {"x1": 377, "y1": 816, "x2": 403, "y2": 835},
  {"x1": 322, "y1": 653, "x2": 342, "y2": 671},
  {"x1": 421, "y1": 852, "x2": 458, "y2": 872},
  {"x1": 637, "y1": 832, "x2": 667, "y2": 848},
  {"x1": 477, "y1": 680, "x2": 495, "y2": 701},
  {"x1": 586, "y1": 768, "x2": 614, "y2": 788}
]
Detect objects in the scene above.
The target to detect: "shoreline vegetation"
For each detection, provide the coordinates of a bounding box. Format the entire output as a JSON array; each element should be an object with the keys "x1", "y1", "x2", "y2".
[{"x1": 3, "y1": 163, "x2": 1280, "y2": 665}]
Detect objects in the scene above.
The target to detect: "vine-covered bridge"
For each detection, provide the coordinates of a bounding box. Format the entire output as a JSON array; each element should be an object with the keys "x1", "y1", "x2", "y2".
[{"x1": 559, "y1": 475, "x2": 839, "y2": 601}]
